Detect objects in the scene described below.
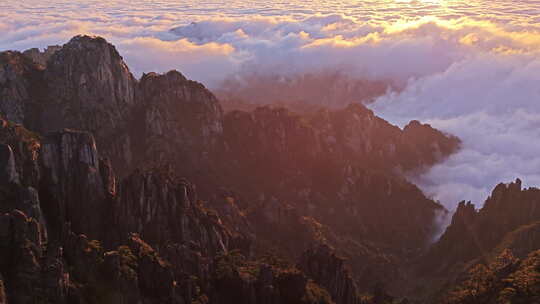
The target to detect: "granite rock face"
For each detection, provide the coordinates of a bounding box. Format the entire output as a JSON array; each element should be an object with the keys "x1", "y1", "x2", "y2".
[
  {"x1": 0, "y1": 52, "x2": 41, "y2": 125},
  {"x1": 39, "y1": 129, "x2": 111, "y2": 241},
  {"x1": 114, "y1": 168, "x2": 231, "y2": 256},
  {"x1": 424, "y1": 179, "x2": 540, "y2": 273},
  {"x1": 42, "y1": 36, "x2": 137, "y2": 173},
  {"x1": 3, "y1": 36, "x2": 225, "y2": 177},
  {"x1": 1, "y1": 36, "x2": 136, "y2": 174},
  {"x1": 0, "y1": 122, "x2": 225, "y2": 304},
  {"x1": 0, "y1": 143, "x2": 19, "y2": 185},
  {"x1": 406, "y1": 179, "x2": 540, "y2": 303},
  {"x1": 0, "y1": 210, "x2": 44, "y2": 304},
  {"x1": 221, "y1": 105, "x2": 453, "y2": 264},
  {"x1": 22, "y1": 46, "x2": 62, "y2": 67},
  {"x1": 43, "y1": 36, "x2": 137, "y2": 134},
  {"x1": 0, "y1": 127, "x2": 336, "y2": 303},
  {"x1": 136, "y1": 71, "x2": 223, "y2": 168},
  {"x1": 0, "y1": 35, "x2": 474, "y2": 304},
  {"x1": 298, "y1": 244, "x2": 361, "y2": 304}
]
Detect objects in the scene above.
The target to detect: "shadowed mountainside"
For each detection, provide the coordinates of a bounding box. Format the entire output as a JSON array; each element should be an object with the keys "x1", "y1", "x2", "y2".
[
  {"x1": 7, "y1": 35, "x2": 531, "y2": 304},
  {"x1": 396, "y1": 179, "x2": 540, "y2": 303}
]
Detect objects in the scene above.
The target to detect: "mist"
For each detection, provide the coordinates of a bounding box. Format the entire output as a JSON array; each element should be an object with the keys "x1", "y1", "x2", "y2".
[{"x1": 372, "y1": 53, "x2": 540, "y2": 210}]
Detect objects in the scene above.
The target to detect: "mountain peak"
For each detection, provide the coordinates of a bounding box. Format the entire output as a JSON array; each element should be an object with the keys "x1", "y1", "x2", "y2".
[{"x1": 66, "y1": 34, "x2": 113, "y2": 48}]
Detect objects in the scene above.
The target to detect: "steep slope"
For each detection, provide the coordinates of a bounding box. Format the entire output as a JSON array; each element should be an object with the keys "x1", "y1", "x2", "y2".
[
  {"x1": 0, "y1": 35, "x2": 463, "y2": 303},
  {"x1": 424, "y1": 179, "x2": 540, "y2": 273},
  {"x1": 0, "y1": 36, "x2": 460, "y2": 257},
  {"x1": 444, "y1": 249, "x2": 540, "y2": 304},
  {"x1": 0, "y1": 118, "x2": 341, "y2": 304},
  {"x1": 407, "y1": 180, "x2": 540, "y2": 302},
  {"x1": 42, "y1": 36, "x2": 138, "y2": 173},
  {"x1": 298, "y1": 244, "x2": 362, "y2": 304},
  {"x1": 221, "y1": 105, "x2": 456, "y2": 253},
  {"x1": 135, "y1": 70, "x2": 223, "y2": 181},
  {"x1": 0, "y1": 51, "x2": 44, "y2": 125}
]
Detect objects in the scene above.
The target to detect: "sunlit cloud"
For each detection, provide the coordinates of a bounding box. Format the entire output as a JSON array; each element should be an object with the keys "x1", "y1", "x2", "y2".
[{"x1": 118, "y1": 37, "x2": 240, "y2": 83}]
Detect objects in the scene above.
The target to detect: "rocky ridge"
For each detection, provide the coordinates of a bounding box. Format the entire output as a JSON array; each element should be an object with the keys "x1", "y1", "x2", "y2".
[
  {"x1": 0, "y1": 35, "x2": 469, "y2": 304},
  {"x1": 0, "y1": 118, "x2": 334, "y2": 303},
  {"x1": 400, "y1": 179, "x2": 540, "y2": 302}
]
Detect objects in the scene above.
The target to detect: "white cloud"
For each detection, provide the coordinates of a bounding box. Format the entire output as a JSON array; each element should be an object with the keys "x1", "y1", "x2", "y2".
[{"x1": 372, "y1": 54, "x2": 540, "y2": 210}]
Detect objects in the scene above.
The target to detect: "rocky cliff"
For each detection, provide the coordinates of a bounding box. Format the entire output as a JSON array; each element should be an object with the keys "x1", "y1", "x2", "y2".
[
  {"x1": 0, "y1": 35, "x2": 468, "y2": 304},
  {"x1": 424, "y1": 179, "x2": 540, "y2": 273},
  {"x1": 404, "y1": 179, "x2": 540, "y2": 302},
  {"x1": 0, "y1": 118, "x2": 334, "y2": 304},
  {"x1": 0, "y1": 52, "x2": 43, "y2": 125},
  {"x1": 298, "y1": 244, "x2": 361, "y2": 304},
  {"x1": 220, "y1": 104, "x2": 454, "y2": 283}
]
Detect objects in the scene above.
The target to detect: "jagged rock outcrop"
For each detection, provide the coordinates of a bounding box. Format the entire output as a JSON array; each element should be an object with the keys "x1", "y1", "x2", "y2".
[
  {"x1": 423, "y1": 179, "x2": 540, "y2": 274},
  {"x1": 221, "y1": 104, "x2": 459, "y2": 178},
  {"x1": 39, "y1": 129, "x2": 112, "y2": 241},
  {"x1": 221, "y1": 105, "x2": 453, "y2": 257},
  {"x1": 3, "y1": 36, "x2": 225, "y2": 177},
  {"x1": 1, "y1": 108, "x2": 232, "y2": 261},
  {"x1": 22, "y1": 46, "x2": 61, "y2": 67},
  {"x1": 0, "y1": 143, "x2": 19, "y2": 185},
  {"x1": 0, "y1": 210, "x2": 45, "y2": 303},
  {"x1": 1, "y1": 36, "x2": 136, "y2": 174},
  {"x1": 125, "y1": 234, "x2": 179, "y2": 302},
  {"x1": 400, "y1": 120, "x2": 459, "y2": 171},
  {"x1": 0, "y1": 111, "x2": 355, "y2": 304},
  {"x1": 0, "y1": 35, "x2": 466, "y2": 303},
  {"x1": 310, "y1": 105, "x2": 459, "y2": 172},
  {"x1": 9, "y1": 37, "x2": 145, "y2": 181},
  {"x1": 404, "y1": 179, "x2": 540, "y2": 302},
  {"x1": 0, "y1": 52, "x2": 42, "y2": 125},
  {"x1": 248, "y1": 197, "x2": 325, "y2": 257},
  {"x1": 0, "y1": 120, "x2": 45, "y2": 241},
  {"x1": 54, "y1": 226, "x2": 184, "y2": 303},
  {"x1": 42, "y1": 36, "x2": 137, "y2": 173},
  {"x1": 0, "y1": 121, "x2": 186, "y2": 302},
  {"x1": 43, "y1": 36, "x2": 136, "y2": 133},
  {"x1": 0, "y1": 162, "x2": 207, "y2": 304},
  {"x1": 0, "y1": 119, "x2": 112, "y2": 243},
  {"x1": 0, "y1": 118, "x2": 40, "y2": 187},
  {"x1": 298, "y1": 244, "x2": 361, "y2": 304},
  {"x1": 136, "y1": 71, "x2": 223, "y2": 174},
  {"x1": 207, "y1": 191, "x2": 255, "y2": 255},
  {"x1": 421, "y1": 201, "x2": 479, "y2": 271},
  {"x1": 0, "y1": 210, "x2": 68, "y2": 304},
  {"x1": 114, "y1": 168, "x2": 231, "y2": 255}
]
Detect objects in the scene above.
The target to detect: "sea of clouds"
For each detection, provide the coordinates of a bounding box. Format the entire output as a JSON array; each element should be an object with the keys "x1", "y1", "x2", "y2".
[{"x1": 2, "y1": 0, "x2": 540, "y2": 212}]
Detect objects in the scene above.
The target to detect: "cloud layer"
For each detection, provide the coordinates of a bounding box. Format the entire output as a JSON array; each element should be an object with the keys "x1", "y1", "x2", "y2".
[
  {"x1": 372, "y1": 53, "x2": 540, "y2": 209},
  {"x1": 2, "y1": 0, "x2": 540, "y2": 211}
]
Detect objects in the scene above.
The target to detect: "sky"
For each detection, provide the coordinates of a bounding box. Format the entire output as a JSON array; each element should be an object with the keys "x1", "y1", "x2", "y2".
[{"x1": 2, "y1": 0, "x2": 540, "y2": 211}]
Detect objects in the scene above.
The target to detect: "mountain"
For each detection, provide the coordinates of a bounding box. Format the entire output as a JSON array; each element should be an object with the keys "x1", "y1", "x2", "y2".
[
  {"x1": 0, "y1": 35, "x2": 467, "y2": 304},
  {"x1": 400, "y1": 179, "x2": 540, "y2": 302}
]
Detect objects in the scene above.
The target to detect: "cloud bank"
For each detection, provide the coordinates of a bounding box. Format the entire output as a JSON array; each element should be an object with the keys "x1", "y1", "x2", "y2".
[
  {"x1": 2, "y1": 0, "x2": 540, "y2": 211},
  {"x1": 372, "y1": 53, "x2": 540, "y2": 210}
]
